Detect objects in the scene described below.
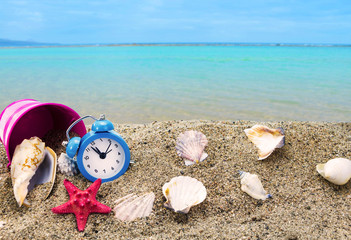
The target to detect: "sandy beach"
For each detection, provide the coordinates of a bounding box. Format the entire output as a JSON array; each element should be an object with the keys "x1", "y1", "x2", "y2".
[{"x1": 0, "y1": 120, "x2": 350, "y2": 239}]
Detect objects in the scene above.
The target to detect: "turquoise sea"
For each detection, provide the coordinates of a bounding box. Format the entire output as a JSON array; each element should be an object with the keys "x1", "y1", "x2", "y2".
[{"x1": 0, "y1": 45, "x2": 350, "y2": 123}]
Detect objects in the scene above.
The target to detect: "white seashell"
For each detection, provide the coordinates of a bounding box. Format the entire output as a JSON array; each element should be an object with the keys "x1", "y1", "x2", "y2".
[
  {"x1": 176, "y1": 130, "x2": 208, "y2": 166},
  {"x1": 0, "y1": 220, "x2": 5, "y2": 228},
  {"x1": 11, "y1": 137, "x2": 57, "y2": 207},
  {"x1": 244, "y1": 125, "x2": 285, "y2": 160},
  {"x1": 239, "y1": 171, "x2": 271, "y2": 200},
  {"x1": 57, "y1": 153, "x2": 79, "y2": 176},
  {"x1": 113, "y1": 192, "x2": 155, "y2": 221},
  {"x1": 162, "y1": 176, "x2": 207, "y2": 213},
  {"x1": 316, "y1": 158, "x2": 351, "y2": 185},
  {"x1": 27, "y1": 146, "x2": 57, "y2": 200}
]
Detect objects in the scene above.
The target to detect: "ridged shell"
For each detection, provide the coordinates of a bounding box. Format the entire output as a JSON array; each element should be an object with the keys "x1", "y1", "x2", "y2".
[
  {"x1": 162, "y1": 176, "x2": 207, "y2": 213},
  {"x1": 244, "y1": 125, "x2": 285, "y2": 160},
  {"x1": 239, "y1": 171, "x2": 271, "y2": 200},
  {"x1": 57, "y1": 153, "x2": 79, "y2": 176},
  {"x1": 316, "y1": 158, "x2": 351, "y2": 185},
  {"x1": 175, "y1": 130, "x2": 208, "y2": 166},
  {"x1": 11, "y1": 137, "x2": 57, "y2": 207},
  {"x1": 114, "y1": 192, "x2": 155, "y2": 221}
]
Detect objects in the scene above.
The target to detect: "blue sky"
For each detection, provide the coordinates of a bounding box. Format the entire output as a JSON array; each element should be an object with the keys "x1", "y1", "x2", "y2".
[{"x1": 0, "y1": 0, "x2": 350, "y2": 44}]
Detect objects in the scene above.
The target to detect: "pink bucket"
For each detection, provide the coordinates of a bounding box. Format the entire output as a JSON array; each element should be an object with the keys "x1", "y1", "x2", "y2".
[{"x1": 0, "y1": 99, "x2": 87, "y2": 167}]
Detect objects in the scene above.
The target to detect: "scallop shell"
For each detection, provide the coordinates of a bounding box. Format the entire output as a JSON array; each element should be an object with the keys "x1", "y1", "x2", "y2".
[
  {"x1": 162, "y1": 176, "x2": 207, "y2": 213},
  {"x1": 316, "y1": 158, "x2": 351, "y2": 185},
  {"x1": 244, "y1": 125, "x2": 285, "y2": 160},
  {"x1": 175, "y1": 130, "x2": 208, "y2": 166},
  {"x1": 113, "y1": 192, "x2": 155, "y2": 221},
  {"x1": 239, "y1": 171, "x2": 271, "y2": 200},
  {"x1": 11, "y1": 137, "x2": 57, "y2": 207},
  {"x1": 57, "y1": 153, "x2": 79, "y2": 176}
]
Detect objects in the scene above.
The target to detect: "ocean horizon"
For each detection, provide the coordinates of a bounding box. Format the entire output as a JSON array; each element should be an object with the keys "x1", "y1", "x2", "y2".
[
  {"x1": 0, "y1": 45, "x2": 350, "y2": 123},
  {"x1": 1, "y1": 40, "x2": 351, "y2": 48}
]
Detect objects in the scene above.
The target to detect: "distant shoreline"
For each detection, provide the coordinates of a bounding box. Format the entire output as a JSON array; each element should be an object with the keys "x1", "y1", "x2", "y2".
[{"x1": 1, "y1": 42, "x2": 351, "y2": 49}]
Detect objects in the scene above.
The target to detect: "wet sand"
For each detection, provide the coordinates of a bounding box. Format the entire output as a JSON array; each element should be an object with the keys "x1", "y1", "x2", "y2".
[{"x1": 0, "y1": 120, "x2": 350, "y2": 239}]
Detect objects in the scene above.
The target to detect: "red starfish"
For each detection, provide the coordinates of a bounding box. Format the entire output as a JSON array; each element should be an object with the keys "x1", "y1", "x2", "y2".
[{"x1": 52, "y1": 178, "x2": 111, "y2": 231}]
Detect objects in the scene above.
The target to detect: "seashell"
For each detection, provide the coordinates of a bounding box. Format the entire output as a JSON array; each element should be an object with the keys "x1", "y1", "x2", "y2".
[
  {"x1": 11, "y1": 137, "x2": 57, "y2": 207},
  {"x1": 0, "y1": 220, "x2": 5, "y2": 228},
  {"x1": 316, "y1": 158, "x2": 351, "y2": 185},
  {"x1": 162, "y1": 176, "x2": 207, "y2": 213},
  {"x1": 27, "y1": 146, "x2": 57, "y2": 200},
  {"x1": 175, "y1": 130, "x2": 208, "y2": 166},
  {"x1": 57, "y1": 153, "x2": 79, "y2": 176},
  {"x1": 113, "y1": 192, "x2": 155, "y2": 221},
  {"x1": 239, "y1": 171, "x2": 271, "y2": 200},
  {"x1": 244, "y1": 125, "x2": 285, "y2": 160}
]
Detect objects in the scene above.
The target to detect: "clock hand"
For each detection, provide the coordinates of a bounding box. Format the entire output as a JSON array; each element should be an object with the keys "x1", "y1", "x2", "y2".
[
  {"x1": 93, "y1": 146, "x2": 108, "y2": 159},
  {"x1": 91, "y1": 146, "x2": 102, "y2": 155},
  {"x1": 91, "y1": 146, "x2": 100, "y2": 154},
  {"x1": 105, "y1": 142, "x2": 112, "y2": 154},
  {"x1": 96, "y1": 147, "x2": 103, "y2": 154},
  {"x1": 105, "y1": 149, "x2": 112, "y2": 155}
]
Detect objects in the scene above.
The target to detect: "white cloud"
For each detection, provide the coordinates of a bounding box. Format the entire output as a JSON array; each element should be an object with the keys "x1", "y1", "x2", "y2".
[
  {"x1": 15, "y1": 9, "x2": 43, "y2": 22},
  {"x1": 10, "y1": 0, "x2": 28, "y2": 6},
  {"x1": 139, "y1": 0, "x2": 164, "y2": 12}
]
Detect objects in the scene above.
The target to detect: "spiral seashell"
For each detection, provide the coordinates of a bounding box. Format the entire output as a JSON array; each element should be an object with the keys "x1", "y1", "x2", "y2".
[
  {"x1": 244, "y1": 125, "x2": 285, "y2": 160},
  {"x1": 11, "y1": 137, "x2": 57, "y2": 207},
  {"x1": 316, "y1": 158, "x2": 351, "y2": 185},
  {"x1": 162, "y1": 176, "x2": 207, "y2": 214},
  {"x1": 57, "y1": 153, "x2": 79, "y2": 176},
  {"x1": 175, "y1": 130, "x2": 208, "y2": 166},
  {"x1": 239, "y1": 171, "x2": 271, "y2": 200},
  {"x1": 113, "y1": 192, "x2": 155, "y2": 221}
]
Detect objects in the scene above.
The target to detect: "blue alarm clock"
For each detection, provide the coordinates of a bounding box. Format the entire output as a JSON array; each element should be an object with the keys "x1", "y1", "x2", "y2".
[{"x1": 65, "y1": 115, "x2": 130, "y2": 183}]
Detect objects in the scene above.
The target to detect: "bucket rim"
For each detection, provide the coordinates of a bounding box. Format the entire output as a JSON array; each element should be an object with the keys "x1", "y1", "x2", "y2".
[
  {"x1": 0, "y1": 99, "x2": 37, "y2": 131},
  {"x1": 1, "y1": 100, "x2": 85, "y2": 167}
]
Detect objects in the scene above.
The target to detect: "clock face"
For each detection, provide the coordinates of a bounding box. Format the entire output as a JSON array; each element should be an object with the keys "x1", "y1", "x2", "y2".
[{"x1": 81, "y1": 137, "x2": 125, "y2": 179}]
